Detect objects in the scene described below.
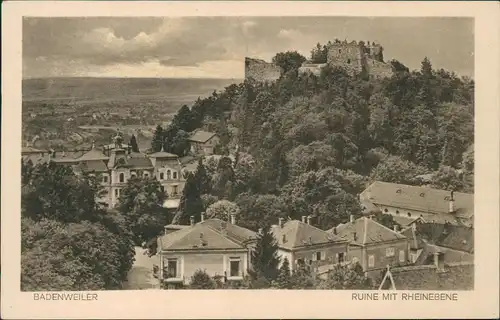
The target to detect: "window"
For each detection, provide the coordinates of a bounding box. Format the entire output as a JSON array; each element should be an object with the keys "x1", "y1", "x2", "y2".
[
  {"x1": 173, "y1": 172, "x2": 178, "y2": 180},
  {"x1": 297, "y1": 258, "x2": 305, "y2": 267},
  {"x1": 160, "y1": 186, "x2": 165, "y2": 193},
  {"x1": 167, "y1": 259, "x2": 178, "y2": 278},
  {"x1": 102, "y1": 175, "x2": 108, "y2": 183},
  {"x1": 368, "y1": 255, "x2": 375, "y2": 268},
  {"x1": 338, "y1": 49, "x2": 341, "y2": 53},
  {"x1": 160, "y1": 172, "x2": 164, "y2": 180},
  {"x1": 114, "y1": 189, "x2": 118, "y2": 197},
  {"x1": 144, "y1": 172, "x2": 149, "y2": 178},
  {"x1": 338, "y1": 252, "x2": 345, "y2": 263},
  {"x1": 172, "y1": 185, "x2": 178, "y2": 196},
  {"x1": 229, "y1": 257, "x2": 241, "y2": 277},
  {"x1": 316, "y1": 252, "x2": 322, "y2": 261},
  {"x1": 386, "y1": 247, "x2": 395, "y2": 257},
  {"x1": 167, "y1": 170, "x2": 172, "y2": 180},
  {"x1": 399, "y1": 250, "x2": 405, "y2": 263},
  {"x1": 119, "y1": 173, "x2": 124, "y2": 183},
  {"x1": 347, "y1": 58, "x2": 351, "y2": 64}
]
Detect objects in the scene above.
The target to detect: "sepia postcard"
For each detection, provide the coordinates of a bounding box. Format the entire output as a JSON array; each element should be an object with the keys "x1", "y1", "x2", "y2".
[{"x1": 1, "y1": 1, "x2": 499, "y2": 319}]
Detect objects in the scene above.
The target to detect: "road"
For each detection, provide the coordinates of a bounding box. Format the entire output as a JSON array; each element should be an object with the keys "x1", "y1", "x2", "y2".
[{"x1": 123, "y1": 246, "x2": 161, "y2": 290}]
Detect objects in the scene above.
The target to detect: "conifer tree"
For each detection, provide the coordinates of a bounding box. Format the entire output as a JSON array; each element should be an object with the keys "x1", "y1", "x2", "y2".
[
  {"x1": 273, "y1": 257, "x2": 292, "y2": 289},
  {"x1": 195, "y1": 157, "x2": 212, "y2": 195},
  {"x1": 129, "y1": 134, "x2": 139, "y2": 153},
  {"x1": 172, "y1": 172, "x2": 204, "y2": 225},
  {"x1": 151, "y1": 125, "x2": 164, "y2": 152},
  {"x1": 250, "y1": 226, "x2": 281, "y2": 282}
]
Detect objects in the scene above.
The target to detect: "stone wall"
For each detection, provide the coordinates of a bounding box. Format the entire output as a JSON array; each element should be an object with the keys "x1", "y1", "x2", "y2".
[
  {"x1": 326, "y1": 43, "x2": 364, "y2": 76},
  {"x1": 244, "y1": 57, "x2": 281, "y2": 82},
  {"x1": 298, "y1": 63, "x2": 327, "y2": 76},
  {"x1": 365, "y1": 58, "x2": 394, "y2": 79}
]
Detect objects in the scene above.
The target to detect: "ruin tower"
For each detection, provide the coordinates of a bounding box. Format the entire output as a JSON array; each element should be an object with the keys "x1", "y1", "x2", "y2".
[{"x1": 326, "y1": 41, "x2": 365, "y2": 76}]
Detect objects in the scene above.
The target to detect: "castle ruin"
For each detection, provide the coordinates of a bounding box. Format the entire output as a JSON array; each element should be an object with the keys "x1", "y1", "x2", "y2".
[
  {"x1": 299, "y1": 40, "x2": 393, "y2": 79},
  {"x1": 244, "y1": 57, "x2": 282, "y2": 82}
]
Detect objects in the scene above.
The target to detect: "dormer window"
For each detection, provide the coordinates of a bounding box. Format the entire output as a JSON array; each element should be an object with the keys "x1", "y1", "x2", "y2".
[
  {"x1": 420, "y1": 193, "x2": 425, "y2": 197},
  {"x1": 396, "y1": 189, "x2": 402, "y2": 194}
]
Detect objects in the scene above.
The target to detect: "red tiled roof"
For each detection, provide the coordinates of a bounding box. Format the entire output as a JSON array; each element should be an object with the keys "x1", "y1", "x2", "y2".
[
  {"x1": 188, "y1": 131, "x2": 217, "y2": 143},
  {"x1": 328, "y1": 217, "x2": 407, "y2": 246},
  {"x1": 272, "y1": 220, "x2": 345, "y2": 250},
  {"x1": 361, "y1": 181, "x2": 473, "y2": 219}
]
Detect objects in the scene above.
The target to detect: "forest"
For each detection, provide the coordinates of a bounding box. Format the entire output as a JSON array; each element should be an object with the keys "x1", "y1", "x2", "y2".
[{"x1": 20, "y1": 43, "x2": 474, "y2": 290}]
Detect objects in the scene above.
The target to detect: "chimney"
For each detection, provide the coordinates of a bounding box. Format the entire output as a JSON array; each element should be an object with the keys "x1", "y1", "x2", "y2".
[
  {"x1": 230, "y1": 213, "x2": 236, "y2": 225},
  {"x1": 433, "y1": 251, "x2": 445, "y2": 272},
  {"x1": 301, "y1": 216, "x2": 306, "y2": 223},
  {"x1": 307, "y1": 216, "x2": 312, "y2": 225},
  {"x1": 278, "y1": 217, "x2": 284, "y2": 228},
  {"x1": 350, "y1": 215, "x2": 355, "y2": 223},
  {"x1": 449, "y1": 191, "x2": 455, "y2": 213},
  {"x1": 201, "y1": 212, "x2": 205, "y2": 222},
  {"x1": 190, "y1": 216, "x2": 195, "y2": 226},
  {"x1": 393, "y1": 225, "x2": 399, "y2": 232}
]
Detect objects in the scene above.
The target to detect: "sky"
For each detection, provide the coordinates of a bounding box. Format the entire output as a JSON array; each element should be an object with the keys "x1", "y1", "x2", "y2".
[{"x1": 23, "y1": 17, "x2": 474, "y2": 79}]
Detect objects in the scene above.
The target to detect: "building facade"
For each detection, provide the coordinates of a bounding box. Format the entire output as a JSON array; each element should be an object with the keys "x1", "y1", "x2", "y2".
[
  {"x1": 360, "y1": 181, "x2": 474, "y2": 227},
  {"x1": 157, "y1": 215, "x2": 258, "y2": 287},
  {"x1": 271, "y1": 216, "x2": 349, "y2": 272},
  {"x1": 328, "y1": 216, "x2": 410, "y2": 274},
  {"x1": 187, "y1": 131, "x2": 220, "y2": 156}
]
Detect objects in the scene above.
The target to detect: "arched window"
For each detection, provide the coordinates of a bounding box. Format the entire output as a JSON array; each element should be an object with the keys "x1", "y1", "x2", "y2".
[
  {"x1": 160, "y1": 172, "x2": 164, "y2": 180},
  {"x1": 119, "y1": 173, "x2": 124, "y2": 183},
  {"x1": 173, "y1": 171, "x2": 178, "y2": 180},
  {"x1": 167, "y1": 170, "x2": 172, "y2": 180}
]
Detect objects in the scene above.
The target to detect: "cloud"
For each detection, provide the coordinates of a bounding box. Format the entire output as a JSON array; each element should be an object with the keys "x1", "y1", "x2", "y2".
[{"x1": 22, "y1": 17, "x2": 474, "y2": 78}]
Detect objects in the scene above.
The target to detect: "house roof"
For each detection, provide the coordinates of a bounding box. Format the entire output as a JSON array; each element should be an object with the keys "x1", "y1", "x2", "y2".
[
  {"x1": 188, "y1": 131, "x2": 217, "y2": 143},
  {"x1": 271, "y1": 220, "x2": 345, "y2": 250},
  {"x1": 400, "y1": 226, "x2": 424, "y2": 250},
  {"x1": 328, "y1": 217, "x2": 407, "y2": 246},
  {"x1": 392, "y1": 215, "x2": 423, "y2": 227},
  {"x1": 127, "y1": 153, "x2": 153, "y2": 169},
  {"x1": 360, "y1": 181, "x2": 474, "y2": 219},
  {"x1": 158, "y1": 220, "x2": 250, "y2": 251},
  {"x1": 414, "y1": 241, "x2": 474, "y2": 266},
  {"x1": 199, "y1": 218, "x2": 258, "y2": 245},
  {"x1": 22, "y1": 154, "x2": 50, "y2": 165},
  {"x1": 78, "y1": 160, "x2": 108, "y2": 172},
  {"x1": 148, "y1": 151, "x2": 178, "y2": 159},
  {"x1": 379, "y1": 262, "x2": 474, "y2": 290},
  {"x1": 76, "y1": 148, "x2": 109, "y2": 162},
  {"x1": 416, "y1": 223, "x2": 474, "y2": 253},
  {"x1": 22, "y1": 146, "x2": 46, "y2": 154}
]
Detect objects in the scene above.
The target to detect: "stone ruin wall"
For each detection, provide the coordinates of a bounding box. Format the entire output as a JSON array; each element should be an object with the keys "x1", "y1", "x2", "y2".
[
  {"x1": 298, "y1": 63, "x2": 328, "y2": 76},
  {"x1": 245, "y1": 57, "x2": 281, "y2": 82},
  {"x1": 365, "y1": 58, "x2": 394, "y2": 79},
  {"x1": 326, "y1": 43, "x2": 364, "y2": 76}
]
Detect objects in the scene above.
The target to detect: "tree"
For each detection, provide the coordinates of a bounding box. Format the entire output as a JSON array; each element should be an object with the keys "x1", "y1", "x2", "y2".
[
  {"x1": 236, "y1": 194, "x2": 287, "y2": 231},
  {"x1": 151, "y1": 125, "x2": 164, "y2": 152},
  {"x1": 129, "y1": 134, "x2": 139, "y2": 153},
  {"x1": 370, "y1": 155, "x2": 426, "y2": 185},
  {"x1": 172, "y1": 172, "x2": 204, "y2": 225},
  {"x1": 117, "y1": 176, "x2": 168, "y2": 245},
  {"x1": 430, "y1": 166, "x2": 467, "y2": 192},
  {"x1": 272, "y1": 51, "x2": 307, "y2": 74},
  {"x1": 206, "y1": 200, "x2": 240, "y2": 221},
  {"x1": 316, "y1": 262, "x2": 373, "y2": 289},
  {"x1": 272, "y1": 258, "x2": 292, "y2": 289},
  {"x1": 195, "y1": 157, "x2": 212, "y2": 194},
  {"x1": 289, "y1": 265, "x2": 316, "y2": 289},
  {"x1": 172, "y1": 105, "x2": 195, "y2": 132},
  {"x1": 373, "y1": 211, "x2": 399, "y2": 230},
  {"x1": 189, "y1": 269, "x2": 217, "y2": 289},
  {"x1": 250, "y1": 226, "x2": 281, "y2": 282}
]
